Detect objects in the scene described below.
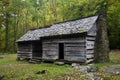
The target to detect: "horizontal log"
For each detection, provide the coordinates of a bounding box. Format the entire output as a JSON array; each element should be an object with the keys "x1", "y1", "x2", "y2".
[
  {"x1": 43, "y1": 37, "x2": 85, "y2": 42},
  {"x1": 65, "y1": 55, "x2": 85, "y2": 58},
  {"x1": 64, "y1": 56, "x2": 86, "y2": 62},
  {"x1": 64, "y1": 52, "x2": 85, "y2": 56},
  {"x1": 43, "y1": 38, "x2": 86, "y2": 43},
  {"x1": 18, "y1": 47, "x2": 32, "y2": 50},
  {"x1": 86, "y1": 50, "x2": 94, "y2": 54},
  {"x1": 43, "y1": 49, "x2": 58, "y2": 51},
  {"x1": 65, "y1": 47, "x2": 85, "y2": 51},
  {"x1": 18, "y1": 48, "x2": 32, "y2": 52},
  {"x1": 42, "y1": 55, "x2": 58, "y2": 60},
  {"x1": 18, "y1": 53, "x2": 32, "y2": 55},
  {"x1": 86, "y1": 59, "x2": 94, "y2": 63},
  {"x1": 43, "y1": 51, "x2": 58, "y2": 55},
  {"x1": 42, "y1": 46, "x2": 58, "y2": 49},
  {"x1": 17, "y1": 51, "x2": 32, "y2": 54},
  {"x1": 43, "y1": 43, "x2": 58, "y2": 46},
  {"x1": 86, "y1": 37, "x2": 95, "y2": 40},
  {"x1": 86, "y1": 55, "x2": 94, "y2": 59},
  {"x1": 64, "y1": 43, "x2": 85, "y2": 47}
]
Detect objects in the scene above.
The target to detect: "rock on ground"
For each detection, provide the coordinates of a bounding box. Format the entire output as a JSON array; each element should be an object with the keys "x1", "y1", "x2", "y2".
[
  {"x1": 0, "y1": 74, "x2": 4, "y2": 80},
  {"x1": 105, "y1": 65, "x2": 120, "y2": 75}
]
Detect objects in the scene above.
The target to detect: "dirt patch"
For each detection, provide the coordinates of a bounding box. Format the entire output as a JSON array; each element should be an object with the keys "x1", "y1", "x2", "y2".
[{"x1": 0, "y1": 56, "x2": 5, "y2": 59}]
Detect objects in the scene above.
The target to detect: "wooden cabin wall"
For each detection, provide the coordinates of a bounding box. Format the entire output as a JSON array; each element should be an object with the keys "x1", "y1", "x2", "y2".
[
  {"x1": 42, "y1": 43, "x2": 58, "y2": 60},
  {"x1": 86, "y1": 23, "x2": 97, "y2": 63},
  {"x1": 17, "y1": 42, "x2": 32, "y2": 58},
  {"x1": 42, "y1": 37, "x2": 86, "y2": 62}
]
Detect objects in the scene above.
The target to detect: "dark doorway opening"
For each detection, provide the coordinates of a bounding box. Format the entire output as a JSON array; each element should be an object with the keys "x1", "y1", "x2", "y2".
[{"x1": 59, "y1": 43, "x2": 64, "y2": 59}]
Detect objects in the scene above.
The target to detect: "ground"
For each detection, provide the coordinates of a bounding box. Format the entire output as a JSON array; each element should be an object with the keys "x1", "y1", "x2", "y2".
[{"x1": 0, "y1": 50, "x2": 120, "y2": 80}]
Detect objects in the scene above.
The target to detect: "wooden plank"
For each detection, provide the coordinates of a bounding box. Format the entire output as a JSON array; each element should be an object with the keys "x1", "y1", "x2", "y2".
[
  {"x1": 86, "y1": 40, "x2": 95, "y2": 49},
  {"x1": 43, "y1": 46, "x2": 58, "y2": 49},
  {"x1": 43, "y1": 51, "x2": 58, "y2": 55},
  {"x1": 86, "y1": 50, "x2": 94, "y2": 53},
  {"x1": 86, "y1": 54, "x2": 94, "y2": 59},
  {"x1": 18, "y1": 48, "x2": 32, "y2": 52},
  {"x1": 86, "y1": 37, "x2": 96, "y2": 40},
  {"x1": 17, "y1": 51, "x2": 32, "y2": 54},
  {"x1": 65, "y1": 43, "x2": 85, "y2": 47},
  {"x1": 43, "y1": 41, "x2": 85, "y2": 44},
  {"x1": 64, "y1": 56, "x2": 86, "y2": 62},
  {"x1": 42, "y1": 55, "x2": 58, "y2": 60},
  {"x1": 43, "y1": 38, "x2": 85, "y2": 43},
  {"x1": 42, "y1": 48, "x2": 58, "y2": 50},
  {"x1": 43, "y1": 43, "x2": 57, "y2": 46},
  {"x1": 42, "y1": 42, "x2": 58, "y2": 60},
  {"x1": 65, "y1": 47, "x2": 85, "y2": 51},
  {"x1": 18, "y1": 53, "x2": 32, "y2": 56},
  {"x1": 43, "y1": 37, "x2": 85, "y2": 42},
  {"x1": 65, "y1": 52, "x2": 85, "y2": 57},
  {"x1": 86, "y1": 59, "x2": 94, "y2": 63}
]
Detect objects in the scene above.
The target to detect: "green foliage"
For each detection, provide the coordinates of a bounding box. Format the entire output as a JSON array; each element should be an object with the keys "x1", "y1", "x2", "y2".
[{"x1": 0, "y1": 0, "x2": 120, "y2": 52}]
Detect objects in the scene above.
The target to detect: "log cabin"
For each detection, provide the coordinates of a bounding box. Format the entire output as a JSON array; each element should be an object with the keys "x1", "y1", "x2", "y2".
[{"x1": 16, "y1": 15, "x2": 106, "y2": 63}]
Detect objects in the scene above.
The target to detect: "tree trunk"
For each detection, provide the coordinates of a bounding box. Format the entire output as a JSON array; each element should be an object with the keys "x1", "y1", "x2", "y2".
[
  {"x1": 51, "y1": 0, "x2": 57, "y2": 23},
  {"x1": 94, "y1": 12, "x2": 109, "y2": 63},
  {"x1": 13, "y1": 13, "x2": 17, "y2": 52},
  {"x1": 4, "y1": 13, "x2": 9, "y2": 52}
]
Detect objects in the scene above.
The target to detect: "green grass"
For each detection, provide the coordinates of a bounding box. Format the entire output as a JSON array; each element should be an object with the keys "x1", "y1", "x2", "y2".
[
  {"x1": 0, "y1": 50, "x2": 120, "y2": 80},
  {"x1": 0, "y1": 54, "x2": 72, "y2": 80}
]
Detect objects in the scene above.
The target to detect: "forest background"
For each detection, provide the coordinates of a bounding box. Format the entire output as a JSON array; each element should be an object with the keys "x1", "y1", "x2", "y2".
[{"x1": 0, "y1": 0, "x2": 120, "y2": 52}]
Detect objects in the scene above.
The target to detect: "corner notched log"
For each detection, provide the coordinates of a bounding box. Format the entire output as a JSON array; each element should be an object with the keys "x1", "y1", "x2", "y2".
[{"x1": 94, "y1": 13, "x2": 109, "y2": 63}]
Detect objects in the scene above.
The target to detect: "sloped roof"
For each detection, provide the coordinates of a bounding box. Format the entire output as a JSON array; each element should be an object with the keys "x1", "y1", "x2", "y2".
[{"x1": 17, "y1": 15, "x2": 98, "y2": 42}]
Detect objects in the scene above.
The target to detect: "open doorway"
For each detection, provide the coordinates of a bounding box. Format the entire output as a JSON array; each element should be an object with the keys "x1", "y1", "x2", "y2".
[{"x1": 59, "y1": 43, "x2": 64, "y2": 59}]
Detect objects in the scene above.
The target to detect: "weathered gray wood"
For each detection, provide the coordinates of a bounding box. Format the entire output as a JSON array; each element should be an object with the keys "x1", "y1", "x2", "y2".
[
  {"x1": 86, "y1": 59, "x2": 94, "y2": 63},
  {"x1": 86, "y1": 37, "x2": 95, "y2": 40},
  {"x1": 42, "y1": 43, "x2": 58, "y2": 60},
  {"x1": 17, "y1": 51, "x2": 32, "y2": 54},
  {"x1": 18, "y1": 53, "x2": 32, "y2": 56},
  {"x1": 65, "y1": 47, "x2": 85, "y2": 51},
  {"x1": 86, "y1": 50, "x2": 94, "y2": 54},
  {"x1": 86, "y1": 54, "x2": 94, "y2": 59},
  {"x1": 64, "y1": 56, "x2": 86, "y2": 62},
  {"x1": 18, "y1": 48, "x2": 32, "y2": 52},
  {"x1": 65, "y1": 43, "x2": 85, "y2": 47},
  {"x1": 43, "y1": 38, "x2": 85, "y2": 43},
  {"x1": 65, "y1": 52, "x2": 85, "y2": 56},
  {"x1": 43, "y1": 41, "x2": 85, "y2": 44},
  {"x1": 86, "y1": 40, "x2": 95, "y2": 49},
  {"x1": 42, "y1": 35, "x2": 87, "y2": 63}
]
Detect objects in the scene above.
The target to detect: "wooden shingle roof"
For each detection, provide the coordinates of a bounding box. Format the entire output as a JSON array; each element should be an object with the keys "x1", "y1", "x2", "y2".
[{"x1": 17, "y1": 15, "x2": 98, "y2": 42}]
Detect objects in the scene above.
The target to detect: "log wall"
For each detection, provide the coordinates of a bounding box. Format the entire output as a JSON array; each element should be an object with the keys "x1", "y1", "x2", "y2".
[
  {"x1": 17, "y1": 43, "x2": 32, "y2": 58},
  {"x1": 42, "y1": 37, "x2": 86, "y2": 62},
  {"x1": 86, "y1": 23, "x2": 97, "y2": 63}
]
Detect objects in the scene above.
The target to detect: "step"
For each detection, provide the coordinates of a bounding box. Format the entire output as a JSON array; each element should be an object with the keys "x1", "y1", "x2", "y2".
[
  {"x1": 28, "y1": 60, "x2": 38, "y2": 64},
  {"x1": 28, "y1": 60, "x2": 41, "y2": 64},
  {"x1": 54, "y1": 61, "x2": 65, "y2": 65}
]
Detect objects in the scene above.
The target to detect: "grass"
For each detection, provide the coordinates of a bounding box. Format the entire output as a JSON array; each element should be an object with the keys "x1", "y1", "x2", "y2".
[
  {"x1": 0, "y1": 50, "x2": 120, "y2": 80},
  {"x1": 0, "y1": 54, "x2": 72, "y2": 80},
  {"x1": 93, "y1": 50, "x2": 120, "y2": 67}
]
